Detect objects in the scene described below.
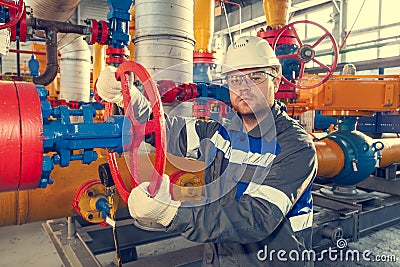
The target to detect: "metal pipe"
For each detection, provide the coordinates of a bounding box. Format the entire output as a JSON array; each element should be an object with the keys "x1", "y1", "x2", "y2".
[
  {"x1": 58, "y1": 34, "x2": 91, "y2": 102},
  {"x1": 32, "y1": 29, "x2": 58, "y2": 86},
  {"x1": 0, "y1": 153, "x2": 204, "y2": 227},
  {"x1": 0, "y1": 157, "x2": 127, "y2": 227},
  {"x1": 29, "y1": 17, "x2": 87, "y2": 35},
  {"x1": 263, "y1": 0, "x2": 291, "y2": 29},
  {"x1": 28, "y1": 0, "x2": 91, "y2": 101},
  {"x1": 67, "y1": 216, "x2": 76, "y2": 240},
  {"x1": 194, "y1": 0, "x2": 214, "y2": 53},
  {"x1": 92, "y1": 43, "x2": 105, "y2": 84},
  {"x1": 134, "y1": 0, "x2": 195, "y2": 83},
  {"x1": 222, "y1": 0, "x2": 241, "y2": 35},
  {"x1": 307, "y1": 56, "x2": 400, "y2": 74},
  {"x1": 127, "y1": 5, "x2": 136, "y2": 61},
  {"x1": 16, "y1": 40, "x2": 20, "y2": 77},
  {"x1": 313, "y1": 136, "x2": 345, "y2": 178},
  {"x1": 378, "y1": 139, "x2": 400, "y2": 168},
  {"x1": 9, "y1": 49, "x2": 47, "y2": 55}
]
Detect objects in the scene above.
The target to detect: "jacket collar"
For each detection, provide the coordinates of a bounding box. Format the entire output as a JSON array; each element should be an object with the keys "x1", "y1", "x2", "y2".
[{"x1": 228, "y1": 100, "x2": 285, "y2": 141}]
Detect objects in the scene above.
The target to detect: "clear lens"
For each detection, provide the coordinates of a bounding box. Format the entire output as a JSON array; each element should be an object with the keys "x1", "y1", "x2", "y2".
[{"x1": 226, "y1": 71, "x2": 275, "y2": 88}]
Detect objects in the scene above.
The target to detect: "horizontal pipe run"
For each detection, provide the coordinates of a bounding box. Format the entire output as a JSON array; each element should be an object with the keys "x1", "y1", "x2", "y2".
[
  {"x1": 378, "y1": 139, "x2": 400, "y2": 168},
  {"x1": 28, "y1": 18, "x2": 87, "y2": 35},
  {"x1": 9, "y1": 49, "x2": 47, "y2": 55}
]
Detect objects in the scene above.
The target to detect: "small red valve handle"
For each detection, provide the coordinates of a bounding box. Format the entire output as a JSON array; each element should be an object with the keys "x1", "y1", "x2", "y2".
[
  {"x1": 0, "y1": 0, "x2": 24, "y2": 30},
  {"x1": 272, "y1": 20, "x2": 338, "y2": 90}
]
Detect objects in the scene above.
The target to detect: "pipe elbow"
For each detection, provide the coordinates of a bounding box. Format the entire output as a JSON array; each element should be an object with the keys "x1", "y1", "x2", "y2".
[{"x1": 33, "y1": 42, "x2": 59, "y2": 86}]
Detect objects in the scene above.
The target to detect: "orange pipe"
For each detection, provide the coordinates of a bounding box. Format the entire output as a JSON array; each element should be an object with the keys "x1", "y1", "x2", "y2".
[
  {"x1": 314, "y1": 140, "x2": 345, "y2": 178},
  {"x1": 311, "y1": 135, "x2": 345, "y2": 178},
  {"x1": 92, "y1": 43, "x2": 105, "y2": 83},
  {"x1": 194, "y1": 0, "x2": 214, "y2": 53},
  {"x1": 263, "y1": 0, "x2": 291, "y2": 29},
  {"x1": 378, "y1": 139, "x2": 400, "y2": 168},
  {"x1": 0, "y1": 153, "x2": 204, "y2": 227},
  {"x1": 0, "y1": 156, "x2": 117, "y2": 227}
]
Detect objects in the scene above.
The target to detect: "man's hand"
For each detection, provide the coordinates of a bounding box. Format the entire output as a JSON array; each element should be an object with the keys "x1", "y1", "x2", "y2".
[
  {"x1": 97, "y1": 65, "x2": 142, "y2": 108},
  {"x1": 96, "y1": 65, "x2": 124, "y2": 104},
  {"x1": 128, "y1": 174, "x2": 181, "y2": 227}
]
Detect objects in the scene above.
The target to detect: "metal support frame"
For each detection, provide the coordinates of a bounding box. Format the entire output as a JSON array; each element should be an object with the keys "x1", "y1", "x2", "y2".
[
  {"x1": 42, "y1": 177, "x2": 400, "y2": 266},
  {"x1": 74, "y1": 209, "x2": 179, "y2": 263},
  {"x1": 312, "y1": 178, "x2": 400, "y2": 251}
]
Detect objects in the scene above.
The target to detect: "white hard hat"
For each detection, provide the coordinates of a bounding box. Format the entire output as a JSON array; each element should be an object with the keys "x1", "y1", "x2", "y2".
[{"x1": 221, "y1": 36, "x2": 281, "y2": 76}]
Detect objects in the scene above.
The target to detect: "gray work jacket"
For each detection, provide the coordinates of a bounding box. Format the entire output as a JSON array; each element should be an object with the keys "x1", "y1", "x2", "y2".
[{"x1": 147, "y1": 100, "x2": 318, "y2": 266}]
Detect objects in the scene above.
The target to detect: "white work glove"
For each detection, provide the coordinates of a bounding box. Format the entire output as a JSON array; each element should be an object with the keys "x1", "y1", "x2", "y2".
[
  {"x1": 128, "y1": 174, "x2": 181, "y2": 227},
  {"x1": 96, "y1": 65, "x2": 141, "y2": 108},
  {"x1": 96, "y1": 65, "x2": 151, "y2": 122}
]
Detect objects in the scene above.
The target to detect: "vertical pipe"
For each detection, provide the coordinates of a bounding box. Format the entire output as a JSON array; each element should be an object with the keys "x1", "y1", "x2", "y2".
[
  {"x1": 127, "y1": 5, "x2": 136, "y2": 61},
  {"x1": 194, "y1": 0, "x2": 214, "y2": 53},
  {"x1": 58, "y1": 35, "x2": 91, "y2": 102},
  {"x1": 135, "y1": 0, "x2": 195, "y2": 83},
  {"x1": 92, "y1": 43, "x2": 105, "y2": 83},
  {"x1": 67, "y1": 216, "x2": 76, "y2": 239},
  {"x1": 263, "y1": 0, "x2": 291, "y2": 29},
  {"x1": 16, "y1": 40, "x2": 20, "y2": 77}
]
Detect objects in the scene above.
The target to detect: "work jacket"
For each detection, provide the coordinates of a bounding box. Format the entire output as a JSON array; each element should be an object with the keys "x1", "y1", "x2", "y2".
[{"x1": 156, "y1": 100, "x2": 318, "y2": 266}]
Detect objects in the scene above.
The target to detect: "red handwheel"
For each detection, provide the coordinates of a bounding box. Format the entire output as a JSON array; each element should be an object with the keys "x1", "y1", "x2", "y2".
[
  {"x1": 0, "y1": 0, "x2": 24, "y2": 30},
  {"x1": 107, "y1": 61, "x2": 166, "y2": 202},
  {"x1": 272, "y1": 20, "x2": 338, "y2": 89}
]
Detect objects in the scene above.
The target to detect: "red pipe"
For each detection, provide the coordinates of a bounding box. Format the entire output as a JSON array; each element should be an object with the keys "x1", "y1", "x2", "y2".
[{"x1": 9, "y1": 49, "x2": 47, "y2": 55}]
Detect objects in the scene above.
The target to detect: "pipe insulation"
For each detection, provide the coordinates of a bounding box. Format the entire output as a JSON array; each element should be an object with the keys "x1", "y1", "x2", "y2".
[
  {"x1": 27, "y1": 0, "x2": 90, "y2": 101},
  {"x1": 26, "y1": 0, "x2": 80, "y2": 21},
  {"x1": 134, "y1": 0, "x2": 195, "y2": 83},
  {"x1": 58, "y1": 34, "x2": 91, "y2": 102}
]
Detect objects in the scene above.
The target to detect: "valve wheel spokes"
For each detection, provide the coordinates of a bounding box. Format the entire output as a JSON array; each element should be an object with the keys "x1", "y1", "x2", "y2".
[{"x1": 272, "y1": 20, "x2": 338, "y2": 89}]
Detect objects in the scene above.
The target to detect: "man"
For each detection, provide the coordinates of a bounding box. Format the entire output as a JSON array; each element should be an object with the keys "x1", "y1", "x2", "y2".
[{"x1": 97, "y1": 36, "x2": 317, "y2": 266}]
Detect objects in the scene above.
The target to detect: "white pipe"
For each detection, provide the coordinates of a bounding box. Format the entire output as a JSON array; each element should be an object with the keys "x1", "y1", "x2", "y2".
[
  {"x1": 28, "y1": 0, "x2": 91, "y2": 102},
  {"x1": 135, "y1": 0, "x2": 195, "y2": 84},
  {"x1": 135, "y1": 0, "x2": 195, "y2": 116},
  {"x1": 25, "y1": 0, "x2": 80, "y2": 21},
  {"x1": 58, "y1": 35, "x2": 91, "y2": 102}
]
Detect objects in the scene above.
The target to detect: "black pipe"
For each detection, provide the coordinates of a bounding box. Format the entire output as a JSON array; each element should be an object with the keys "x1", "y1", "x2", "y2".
[
  {"x1": 32, "y1": 28, "x2": 58, "y2": 86},
  {"x1": 28, "y1": 18, "x2": 87, "y2": 35},
  {"x1": 16, "y1": 39, "x2": 21, "y2": 77},
  {"x1": 27, "y1": 18, "x2": 88, "y2": 86}
]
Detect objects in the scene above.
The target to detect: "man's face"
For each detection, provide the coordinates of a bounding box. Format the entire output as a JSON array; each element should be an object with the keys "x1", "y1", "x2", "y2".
[{"x1": 227, "y1": 67, "x2": 280, "y2": 116}]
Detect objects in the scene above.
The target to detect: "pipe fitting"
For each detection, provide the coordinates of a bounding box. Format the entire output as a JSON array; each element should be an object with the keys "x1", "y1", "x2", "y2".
[{"x1": 33, "y1": 29, "x2": 58, "y2": 86}]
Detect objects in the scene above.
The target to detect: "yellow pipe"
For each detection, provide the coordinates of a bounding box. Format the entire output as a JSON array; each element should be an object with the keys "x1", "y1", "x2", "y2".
[
  {"x1": 309, "y1": 132, "x2": 345, "y2": 178},
  {"x1": 92, "y1": 43, "x2": 105, "y2": 83},
  {"x1": 263, "y1": 0, "x2": 291, "y2": 29},
  {"x1": 378, "y1": 139, "x2": 400, "y2": 168},
  {"x1": 0, "y1": 153, "x2": 204, "y2": 227},
  {"x1": 128, "y1": 5, "x2": 136, "y2": 60},
  {"x1": 314, "y1": 139, "x2": 345, "y2": 178},
  {"x1": 194, "y1": 0, "x2": 214, "y2": 53}
]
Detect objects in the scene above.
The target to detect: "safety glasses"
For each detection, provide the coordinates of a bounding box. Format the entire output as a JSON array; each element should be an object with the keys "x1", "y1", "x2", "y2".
[{"x1": 226, "y1": 70, "x2": 276, "y2": 89}]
